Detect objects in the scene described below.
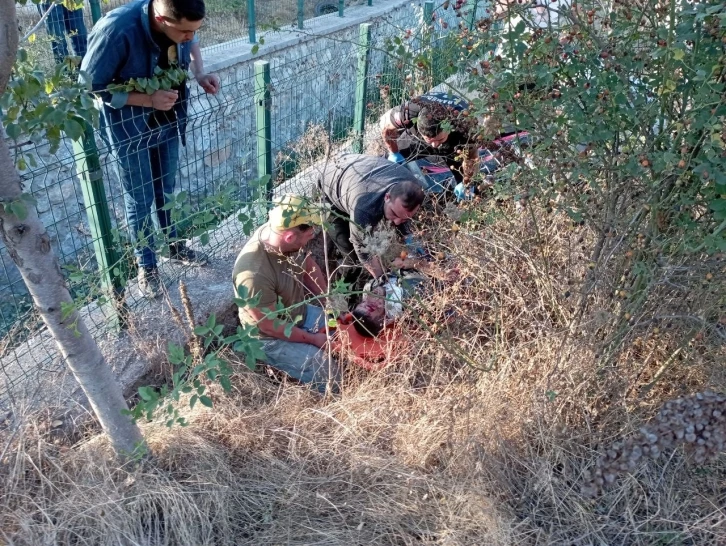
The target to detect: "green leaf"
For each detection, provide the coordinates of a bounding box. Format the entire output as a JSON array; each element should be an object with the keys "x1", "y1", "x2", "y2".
[
  {"x1": 251, "y1": 44, "x2": 259, "y2": 54},
  {"x1": 199, "y1": 395, "x2": 213, "y2": 408},
  {"x1": 194, "y1": 325, "x2": 210, "y2": 336},
  {"x1": 190, "y1": 394, "x2": 198, "y2": 408},
  {"x1": 9, "y1": 201, "x2": 28, "y2": 221},
  {"x1": 283, "y1": 322, "x2": 294, "y2": 339},
  {"x1": 63, "y1": 119, "x2": 83, "y2": 140},
  {"x1": 60, "y1": 301, "x2": 76, "y2": 321},
  {"x1": 5, "y1": 124, "x2": 21, "y2": 140},
  {"x1": 245, "y1": 352, "x2": 257, "y2": 371},
  {"x1": 220, "y1": 375, "x2": 232, "y2": 392},
  {"x1": 138, "y1": 386, "x2": 155, "y2": 401},
  {"x1": 20, "y1": 193, "x2": 37, "y2": 206},
  {"x1": 168, "y1": 342, "x2": 186, "y2": 365}
]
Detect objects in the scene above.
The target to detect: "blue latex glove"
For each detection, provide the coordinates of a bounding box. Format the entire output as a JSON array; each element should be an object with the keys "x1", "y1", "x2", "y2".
[
  {"x1": 454, "y1": 182, "x2": 474, "y2": 202},
  {"x1": 387, "y1": 151, "x2": 405, "y2": 164},
  {"x1": 403, "y1": 235, "x2": 431, "y2": 260}
]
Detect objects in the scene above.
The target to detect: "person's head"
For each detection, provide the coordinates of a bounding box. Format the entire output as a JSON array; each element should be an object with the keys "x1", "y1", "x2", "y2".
[
  {"x1": 417, "y1": 105, "x2": 451, "y2": 148},
  {"x1": 383, "y1": 180, "x2": 425, "y2": 226},
  {"x1": 151, "y1": 0, "x2": 206, "y2": 43},
  {"x1": 351, "y1": 288, "x2": 386, "y2": 337},
  {"x1": 267, "y1": 194, "x2": 328, "y2": 252},
  {"x1": 352, "y1": 307, "x2": 384, "y2": 338}
]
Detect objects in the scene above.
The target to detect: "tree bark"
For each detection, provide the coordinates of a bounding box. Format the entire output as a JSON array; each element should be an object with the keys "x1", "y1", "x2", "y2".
[{"x1": 0, "y1": 0, "x2": 146, "y2": 458}]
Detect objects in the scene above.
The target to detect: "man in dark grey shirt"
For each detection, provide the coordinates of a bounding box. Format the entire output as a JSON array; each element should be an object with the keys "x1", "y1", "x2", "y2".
[{"x1": 317, "y1": 154, "x2": 425, "y2": 286}]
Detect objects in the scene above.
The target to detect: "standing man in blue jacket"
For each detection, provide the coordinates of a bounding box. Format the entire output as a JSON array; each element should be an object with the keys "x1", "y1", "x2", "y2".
[{"x1": 81, "y1": 0, "x2": 220, "y2": 297}]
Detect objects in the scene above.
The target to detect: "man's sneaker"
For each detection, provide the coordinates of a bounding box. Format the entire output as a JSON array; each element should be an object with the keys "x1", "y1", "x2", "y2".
[
  {"x1": 169, "y1": 242, "x2": 209, "y2": 266},
  {"x1": 138, "y1": 266, "x2": 162, "y2": 299}
]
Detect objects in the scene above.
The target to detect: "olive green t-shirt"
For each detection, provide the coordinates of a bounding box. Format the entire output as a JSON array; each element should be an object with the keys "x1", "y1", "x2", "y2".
[{"x1": 232, "y1": 224, "x2": 308, "y2": 337}]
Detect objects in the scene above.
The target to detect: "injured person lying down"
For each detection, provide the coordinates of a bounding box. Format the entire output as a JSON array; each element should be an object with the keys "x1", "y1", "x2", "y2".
[
  {"x1": 350, "y1": 268, "x2": 428, "y2": 338},
  {"x1": 332, "y1": 257, "x2": 458, "y2": 369}
]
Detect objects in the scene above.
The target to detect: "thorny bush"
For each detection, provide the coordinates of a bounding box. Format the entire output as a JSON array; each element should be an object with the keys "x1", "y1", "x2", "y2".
[{"x1": 426, "y1": 0, "x2": 726, "y2": 364}]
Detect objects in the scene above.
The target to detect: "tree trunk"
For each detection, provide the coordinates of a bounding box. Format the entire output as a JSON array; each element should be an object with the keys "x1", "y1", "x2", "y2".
[{"x1": 0, "y1": 0, "x2": 146, "y2": 458}]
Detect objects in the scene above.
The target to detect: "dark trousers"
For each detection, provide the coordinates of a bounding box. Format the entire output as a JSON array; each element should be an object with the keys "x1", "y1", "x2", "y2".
[
  {"x1": 37, "y1": 2, "x2": 88, "y2": 64},
  {"x1": 114, "y1": 123, "x2": 180, "y2": 269}
]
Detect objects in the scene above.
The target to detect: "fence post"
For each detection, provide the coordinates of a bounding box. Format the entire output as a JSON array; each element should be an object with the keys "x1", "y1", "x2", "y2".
[
  {"x1": 352, "y1": 23, "x2": 371, "y2": 154},
  {"x1": 423, "y1": 0, "x2": 434, "y2": 49},
  {"x1": 338, "y1": 0, "x2": 344, "y2": 17},
  {"x1": 467, "y1": 0, "x2": 479, "y2": 31},
  {"x1": 297, "y1": 0, "x2": 304, "y2": 29},
  {"x1": 88, "y1": 0, "x2": 102, "y2": 24},
  {"x1": 72, "y1": 124, "x2": 125, "y2": 327},
  {"x1": 423, "y1": 0, "x2": 434, "y2": 83},
  {"x1": 255, "y1": 60, "x2": 273, "y2": 200},
  {"x1": 248, "y1": 0, "x2": 256, "y2": 43},
  {"x1": 368, "y1": 0, "x2": 372, "y2": 5}
]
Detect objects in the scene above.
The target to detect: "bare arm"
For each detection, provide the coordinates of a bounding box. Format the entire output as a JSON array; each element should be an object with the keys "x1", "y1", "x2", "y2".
[
  {"x1": 364, "y1": 255, "x2": 386, "y2": 280},
  {"x1": 125, "y1": 92, "x2": 154, "y2": 107},
  {"x1": 246, "y1": 306, "x2": 328, "y2": 348},
  {"x1": 379, "y1": 110, "x2": 404, "y2": 153},
  {"x1": 302, "y1": 254, "x2": 327, "y2": 296},
  {"x1": 124, "y1": 90, "x2": 178, "y2": 109},
  {"x1": 189, "y1": 41, "x2": 205, "y2": 79},
  {"x1": 190, "y1": 41, "x2": 220, "y2": 94}
]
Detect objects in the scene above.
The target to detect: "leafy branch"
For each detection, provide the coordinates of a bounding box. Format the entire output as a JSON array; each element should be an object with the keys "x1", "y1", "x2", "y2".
[{"x1": 107, "y1": 64, "x2": 189, "y2": 95}]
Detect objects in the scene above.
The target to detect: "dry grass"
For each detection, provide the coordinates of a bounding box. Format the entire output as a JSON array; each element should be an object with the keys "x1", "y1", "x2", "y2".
[{"x1": 1, "y1": 200, "x2": 724, "y2": 545}]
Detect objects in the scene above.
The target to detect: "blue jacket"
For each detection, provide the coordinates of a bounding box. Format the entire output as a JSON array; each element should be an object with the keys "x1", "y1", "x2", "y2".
[{"x1": 80, "y1": 0, "x2": 193, "y2": 146}]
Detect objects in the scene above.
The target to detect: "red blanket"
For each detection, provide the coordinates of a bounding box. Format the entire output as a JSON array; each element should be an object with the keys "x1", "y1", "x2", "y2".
[{"x1": 332, "y1": 317, "x2": 407, "y2": 370}]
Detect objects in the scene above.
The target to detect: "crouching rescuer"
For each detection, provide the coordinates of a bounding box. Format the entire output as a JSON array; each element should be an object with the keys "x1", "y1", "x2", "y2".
[{"x1": 232, "y1": 195, "x2": 341, "y2": 394}]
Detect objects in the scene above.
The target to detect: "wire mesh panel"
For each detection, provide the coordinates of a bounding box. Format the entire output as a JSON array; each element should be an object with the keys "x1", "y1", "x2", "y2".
[
  {"x1": 0, "y1": 67, "x2": 261, "y2": 401},
  {"x1": 269, "y1": 38, "x2": 359, "y2": 195}
]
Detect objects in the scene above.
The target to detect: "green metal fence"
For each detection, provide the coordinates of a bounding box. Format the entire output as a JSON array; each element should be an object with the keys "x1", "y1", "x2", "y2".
[
  {"x1": 16, "y1": 0, "x2": 382, "y2": 63},
  {"x1": 1, "y1": 0, "x2": 484, "y2": 401}
]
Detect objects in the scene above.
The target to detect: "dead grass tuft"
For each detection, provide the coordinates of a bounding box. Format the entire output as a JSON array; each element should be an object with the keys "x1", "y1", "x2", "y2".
[{"x1": 1, "y1": 200, "x2": 724, "y2": 545}]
